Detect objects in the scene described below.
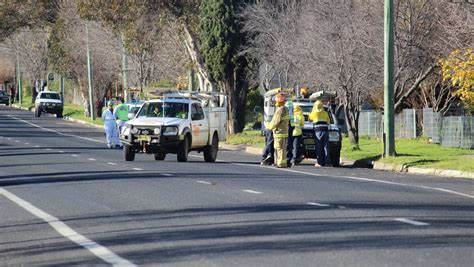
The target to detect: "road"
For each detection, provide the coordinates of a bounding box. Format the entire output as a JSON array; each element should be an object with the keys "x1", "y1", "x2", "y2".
[{"x1": 0, "y1": 105, "x2": 473, "y2": 266}]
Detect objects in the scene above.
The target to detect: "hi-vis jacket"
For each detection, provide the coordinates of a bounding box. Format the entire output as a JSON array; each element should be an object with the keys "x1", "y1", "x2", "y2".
[
  {"x1": 292, "y1": 112, "x2": 305, "y2": 136},
  {"x1": 266, "y1": 106, "x2": 289, "y2": 138}
]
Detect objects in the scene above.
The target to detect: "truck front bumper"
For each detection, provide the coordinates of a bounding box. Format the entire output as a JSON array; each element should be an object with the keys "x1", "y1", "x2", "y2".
[{"x1": 120, "y1": 134, "x2": 181, "y2": 153}]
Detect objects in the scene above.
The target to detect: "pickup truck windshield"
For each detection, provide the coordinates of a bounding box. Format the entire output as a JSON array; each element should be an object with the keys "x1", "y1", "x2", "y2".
[
  {"x1": 40, "y1": 93, "x2": 60, "y2": 100},
  {"x1": 138, "y1": 102, "x2": 188, "y2": 119}
]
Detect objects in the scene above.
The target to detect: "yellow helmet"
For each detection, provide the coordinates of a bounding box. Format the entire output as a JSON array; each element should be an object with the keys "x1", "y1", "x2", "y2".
[{"x1": 313, "y1": 100, "x2": 324, "y2": 112}]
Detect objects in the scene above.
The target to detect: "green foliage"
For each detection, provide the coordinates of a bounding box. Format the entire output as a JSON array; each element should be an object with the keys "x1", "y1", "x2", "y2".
[
  {"x1": 47, "y1": 18, "x2": 69, "y2": 76},
  {"x1": 199, "y1": 0, "x2": 237, "y2": 83},
  {"x1": 0, "y1": 0, "x2": 59, "y2": 41},
  {"x1": 246, "y1": 87, "x2": 263, "y2": 111}
]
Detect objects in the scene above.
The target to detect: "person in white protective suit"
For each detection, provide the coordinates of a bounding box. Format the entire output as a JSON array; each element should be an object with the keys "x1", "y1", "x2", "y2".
[{"x1": 102, "y1": 101, "x2": 121, "y2": 148}]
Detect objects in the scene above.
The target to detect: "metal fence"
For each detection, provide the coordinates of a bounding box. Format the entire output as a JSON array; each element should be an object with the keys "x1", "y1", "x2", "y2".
[{"x1": 358, "y1": 108, "x2": 473, "y2": 149}]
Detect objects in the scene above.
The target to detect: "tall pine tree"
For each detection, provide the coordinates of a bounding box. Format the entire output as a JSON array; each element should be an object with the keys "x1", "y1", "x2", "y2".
[{"x1": 200, "y1": 0, "x2": 248, "y2": 134}]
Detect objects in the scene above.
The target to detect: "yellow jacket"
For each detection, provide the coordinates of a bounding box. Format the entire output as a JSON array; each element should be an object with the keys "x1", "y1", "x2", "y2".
[
  {"x1": 266, "y1": 106, "x2": 289, "y2": 138},
  {"x1": 292, "y1": 110, "x2": 305, "y2": 136}
]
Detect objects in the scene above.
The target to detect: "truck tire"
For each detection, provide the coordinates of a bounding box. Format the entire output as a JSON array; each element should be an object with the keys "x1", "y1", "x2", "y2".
[
  {"x1": 124, "y1": 144, "x2": 135, "y2": 161},
  {"x1": 177, "y1": 136, "x2": 190, "y2": 162},
  {"x1": 204, "y1": 134, "x2": 218, "y2": 162},
  {"x1": 330, "y1": 149, "x2": 340, "y2": 167},
  {"x1": 56, "y1": 111, "x2": 63, "y2": 118},
  {"x1": 35, "y1": 108, "x2": 41, "y2": 118},
  {"x1": 154, "y1": 152, "x2": 166, "y2": 161}
]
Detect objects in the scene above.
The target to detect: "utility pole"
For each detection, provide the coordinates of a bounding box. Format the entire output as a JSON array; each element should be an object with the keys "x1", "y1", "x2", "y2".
[
  {"x1": 86, "y1": 23, "x2": 96, "y2": 120},
  {"x1": 16, "y1": 48, "x2": 22, "y2": 106},
  {"x1": 121, "y1": 34, "x2": 129, "y2": 102},
  {"x1": 383, "y1": 0, "x2": 396, "y2": 157},
  {"x1": 60, "y1": 76, "x2": 65, "y2": 105}
]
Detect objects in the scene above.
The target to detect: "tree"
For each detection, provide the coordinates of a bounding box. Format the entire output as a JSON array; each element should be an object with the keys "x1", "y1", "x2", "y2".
[
  {"x1": 0, "y1": 0, "x2": 59, "y2": 41},
  {"x1": 199, "y1": 0, "x2": 249, "y2": 134},
  {"x1": 440, "y1": 49, "x2": 474, "y2": 109},
  {"x1": 48, "y1": 1, "x2": 120, "y2": 117}
]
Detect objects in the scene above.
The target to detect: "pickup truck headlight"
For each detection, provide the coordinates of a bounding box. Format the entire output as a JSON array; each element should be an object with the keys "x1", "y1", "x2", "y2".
[
  {"x1": 162, "y1": 126, "x2": 178, "y2": 136},
  {"x1": 154, "y1": 127, "x2": 161, "y2": 135},
  {"x1": 122, "y1": 125, "x2": 131, "y2": 136},
  {"x1": 130, "y1": 126, "x2": 139, "y2": 135}
]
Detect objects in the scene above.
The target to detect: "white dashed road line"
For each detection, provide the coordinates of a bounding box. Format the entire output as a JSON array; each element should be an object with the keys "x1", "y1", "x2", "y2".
[
  {"x1": 307, "y1": 202, "x2": 331, "y2": 207},
  {"x1": 0, "y1": 188, "x2": 135, "y2": 266},
  {"x1": 394, "y1": 218, "x2": 430, "y2": 226},
  {"x1": 196, "y1": 180, "x2": 212, "y2": 185},
  {"x1": 15, "y1": 140, "x2": 20, "y2": 143},
  {"x1": 45, "y1": 148, "x2": 52, "y2": 151},
  {"x1": 162, "y1": 173, "x2": 172, "y2": 177},
  {"x1": 133, "y1": 168, "x2": 143, "y2": 171},
  {"x1": 88, "y1": 158, "x2": 96, "y2": 161},
  {"x1": 58, "y1": 151, "x2": 65, "y2": 153},
  {"x1": 107, "y1": 162, "x2": 117, "y2": 165},
  {"x1": 35, "y1": 145, "x2": 40, "y2": 148},
  {"x1": 24, "y1": 143, "x2": 29, "y2": 145},
  {"x1": 242, "y1": 190, "x2": 263, "y2": 194},
  {"x1": 71, "y1": 154, "x2": 78, "y2": 157}
]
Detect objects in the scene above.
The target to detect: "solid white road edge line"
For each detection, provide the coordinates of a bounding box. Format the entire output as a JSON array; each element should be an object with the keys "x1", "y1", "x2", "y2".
[
  {"x1": 307, "y1": 202, "x2": 331, "y2": 207},
  {"x1": 394, "y1": 218, "x2": 430, "y2": 226},
  {"x1": 196, "y1": 180, "x2": 212, "y2": 185},
  {"x1": 243, "y1": 189, "x2": 263, "y2": 194},
  {"x1": 0, "y1": 188, "x2": 135, "y2": 266},
  {"x1": 236, "y1": 161, "x2": 474, "y2": 200},
  {"x1": 8, "y1": 115, "x2": 106, "y2": 144}
]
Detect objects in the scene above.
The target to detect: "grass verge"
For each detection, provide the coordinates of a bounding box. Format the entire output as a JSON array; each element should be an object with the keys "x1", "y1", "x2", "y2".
[
  {"x1": 63, "y1": 104, "x2": 103, "y2": 126},
  {"x1": 226, "y1": 131, "x2": 474, "y2": 172}
]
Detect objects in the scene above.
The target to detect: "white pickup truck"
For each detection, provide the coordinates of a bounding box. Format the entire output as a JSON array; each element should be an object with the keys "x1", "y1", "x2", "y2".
[{"x1": 120, "y1": 92, "x2": 227, "y2": 162}]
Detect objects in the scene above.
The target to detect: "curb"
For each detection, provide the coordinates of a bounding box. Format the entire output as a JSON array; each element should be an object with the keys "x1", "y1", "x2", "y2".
[
  {"x1": 225, "y1": 143, "x2": 474, "y2": 179},
  {"x1": 63, "y1": 116, "x2": 103, "y2": 129}
]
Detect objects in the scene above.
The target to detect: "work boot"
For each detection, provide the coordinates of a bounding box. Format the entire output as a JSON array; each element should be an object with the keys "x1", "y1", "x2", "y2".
[{"x1": 261, "y1": 156, "x2": 274, "y2": 166}]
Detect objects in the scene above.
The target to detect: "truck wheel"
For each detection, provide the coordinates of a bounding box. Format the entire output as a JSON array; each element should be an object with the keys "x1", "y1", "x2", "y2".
[
  {"x1": 124, "y1": 144, "x2": 135, "y2": 161},
  {"x1": 330, "y1": 149, "x2": 340, "y2": 167},
  {"x1": 177, "y1": 136, "x2": 190, "y2": 162},
  {"x1": 35, "y1": 108, "x2": 41, "y2": 118},
  {"x1": 56, "y1": 111, "x2": 63, "y2": 118},
  {"x1": 154, "y1": 152, "x2": 166, "y2": 161},
  {"x1": 204, "y1": 134, "x2": 218, "y2": 162}
]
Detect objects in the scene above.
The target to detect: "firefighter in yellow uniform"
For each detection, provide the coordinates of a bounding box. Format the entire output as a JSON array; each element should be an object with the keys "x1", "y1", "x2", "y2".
[
  {"x1": 290, "y1": 104, "x2": 305, "y2": 166},
  {"x1": 266, "y1": 93, "x2": 289, "y2": 168},
  {"x1": 309, "y1": 100, "x2": 330, "y2": 167}
]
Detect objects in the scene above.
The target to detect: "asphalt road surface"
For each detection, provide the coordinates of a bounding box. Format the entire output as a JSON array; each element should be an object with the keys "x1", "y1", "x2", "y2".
[{"x1": 0, "y1": 105, "x2": 473, "y2": 266}]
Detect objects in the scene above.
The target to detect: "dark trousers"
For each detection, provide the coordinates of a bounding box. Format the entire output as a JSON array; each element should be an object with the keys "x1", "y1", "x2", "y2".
[
  {"x1": 291, "y1": 135, "x2": 302, "y2": 163},
  {"x1": 262, "y1": 129, "x2": 274, "y2": 160},
  {"x1": 286, "y1": 125, "x2": 294, "y2": 161},
  {"x1": 315, "y1": 130, "x2": 329, "y2": 166}
]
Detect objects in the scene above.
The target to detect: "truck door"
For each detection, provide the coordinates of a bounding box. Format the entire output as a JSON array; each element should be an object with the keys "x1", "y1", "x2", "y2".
[{"x1": 191, "y1": 103, "x2": 209, "y2": 146}]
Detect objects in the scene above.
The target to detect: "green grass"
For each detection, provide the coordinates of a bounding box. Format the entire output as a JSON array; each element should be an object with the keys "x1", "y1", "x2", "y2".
[
  {"x1": 225, "y1": 130, "x2": 265, "y2": 148},
  {"x1": 342, "y1": 137, "x2": 474, "y2": 172},
  {"x1": 226, "y1": 131, "x2": 474, "y2": 172},
  {"x1": 63, "y1": 104, "x2": 103, "y2": 126}
]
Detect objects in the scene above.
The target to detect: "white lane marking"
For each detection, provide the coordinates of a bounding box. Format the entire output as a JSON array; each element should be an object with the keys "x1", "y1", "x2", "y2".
[
  {"x1": 7, "y1": 138, "x2": 11, "y2": 140},
  {"x1": 58, "y1": 151, "x2": 65, "y2": 153},
  {"x1": 196, "y1": 180, "x2": 212, "y2": 185},
  {"x1": 132, "y1": 168, "x2": 143, "y2": 171},
  {"x1": 0, "y1": 188, "x2": 135, "y2": 266},
  {"x1": 8, "y1": 115, "x2": 106, "y2": 144},
  {"x1": 162, "y1": 173, "x2": 172, "y2": 177},
  {"x1": 307, "y1": 202, "x2": 331, "y2": 207},
  {"x1": 88, "y1": 158, "x2": 96, "y2": 161},
  {"x1": 394, "y1": 218, "x2": 430, "y2": 226},
  {"x1": 337, "y1": 205, "x2": 347, "y2": 209},
  {"x1": 229, "y1": 160, "x2": 474, "y2": 200},
  {"x1": 242, "y1": 189, "x2": 263, "y2": 194},
  {"x1": 35, "y1": 145, "x2": 40, "y2": 148},
  {"x1": 107, "y1": 162, "x2": 117, "y2": 165},
  {"x1": 24, "y1": 143, "x2": 29, "y2": 145},
  {"x1": 15, "y1": 140, "x2": 20, "y2": 143},
  {"x1": 45, "y1": 148, "x2": 52, "y2": 151},
  {"x1": 71, "y1": 154, "x2": 78, "y2": 157}
]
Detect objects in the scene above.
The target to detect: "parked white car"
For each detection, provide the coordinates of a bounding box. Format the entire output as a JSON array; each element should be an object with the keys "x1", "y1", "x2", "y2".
[
  {"x1": 34, "y1": 91, "x2": 63, "y2": 118},
  {"x1": 120, "y1": 91, "x2": 227, "y2": 162}
]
